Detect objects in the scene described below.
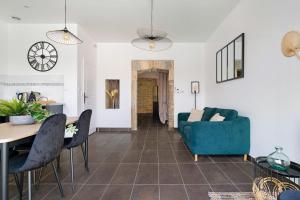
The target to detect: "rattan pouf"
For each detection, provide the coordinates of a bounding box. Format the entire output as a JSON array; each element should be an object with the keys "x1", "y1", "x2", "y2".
[{"x1": 252, "y1": 177, "x2": 299, "y2": 200}]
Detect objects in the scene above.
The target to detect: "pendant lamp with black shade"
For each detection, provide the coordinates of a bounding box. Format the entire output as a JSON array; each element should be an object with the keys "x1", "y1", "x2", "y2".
[{"x1": 46, "y1": 0, "x2": 83, "y2": 45}]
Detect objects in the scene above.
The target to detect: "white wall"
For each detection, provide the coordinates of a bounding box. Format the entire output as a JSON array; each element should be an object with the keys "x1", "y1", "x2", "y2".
[
  {"x1": 77, "y1": 25, "x2": 97, "y2": 132},
  {"x1": 204, "y1": 0, "x2": 300, "y2": 162},
  {"x1": 97, "y1": 43, "x2": 205, "y2": 128},
  {"x1": 0, "y1": 20, "x2": 8, "y2": 74},
  {"x1": 2, "y1": 24, "x2": 78, "y2": 116},
  {"x1": 0, "y1": 20, "x2": 8, "y2": 99}
]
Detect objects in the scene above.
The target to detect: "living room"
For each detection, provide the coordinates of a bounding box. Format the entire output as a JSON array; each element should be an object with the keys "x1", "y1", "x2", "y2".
[{"x1": 0, "y1": 0, "x2": 300, "y2": 199}]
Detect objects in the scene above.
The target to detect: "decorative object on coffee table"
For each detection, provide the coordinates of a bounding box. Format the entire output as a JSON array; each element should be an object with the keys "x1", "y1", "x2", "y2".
[
  {"x1": 255, "y1": 157, "x2": 300, "y2": 183},
  {"x1": 191, "y1": 81, "x2": 199, "y2": 109},
  {"x1": 252, "y1": 177, "x2": 299, "y2": 200},
  {"x1": 267, "y1": 146, "x2": 290, "y2": 171}
]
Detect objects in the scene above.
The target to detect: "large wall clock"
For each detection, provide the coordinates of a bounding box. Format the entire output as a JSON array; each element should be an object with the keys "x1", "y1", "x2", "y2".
[{"x1": 27, "y1": 41, "x2": 58, "y2": 72}]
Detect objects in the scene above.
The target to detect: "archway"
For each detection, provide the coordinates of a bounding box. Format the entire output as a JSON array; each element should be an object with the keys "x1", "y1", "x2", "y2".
[{"x1": 131, "y1": 60, "x2": 174, "y2": 130}]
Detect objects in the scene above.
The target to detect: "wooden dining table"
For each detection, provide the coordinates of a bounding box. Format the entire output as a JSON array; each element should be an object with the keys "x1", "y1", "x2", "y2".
[{"x1": 0, "y1": 117, "x2": 77, "y2": 200}]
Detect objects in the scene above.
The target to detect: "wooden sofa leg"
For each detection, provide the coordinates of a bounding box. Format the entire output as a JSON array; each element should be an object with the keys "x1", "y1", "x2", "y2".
[
  {"x1": 194, "y1": 154, "x2": 198, "y2": 162},
  {"x1": 243, "y1": 154, "x2": 248, "y2": 161}
]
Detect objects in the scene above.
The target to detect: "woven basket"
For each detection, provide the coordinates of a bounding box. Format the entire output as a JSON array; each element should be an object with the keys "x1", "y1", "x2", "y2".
[{"x1": 252, "y1": 177, "x2": 299, "y2": 200}]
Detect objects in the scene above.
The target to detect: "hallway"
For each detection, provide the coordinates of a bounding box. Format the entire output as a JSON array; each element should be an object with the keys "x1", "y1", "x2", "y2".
[{"x1": 9, "y1": 116, "x2": 253, "y2": 200}]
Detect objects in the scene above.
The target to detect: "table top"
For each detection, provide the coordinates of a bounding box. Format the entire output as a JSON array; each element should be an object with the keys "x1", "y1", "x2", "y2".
[
  {"x1": 0, "y1": 117, "x2": 77, "y2": 143},
  {"x1": 255, "y1": 156, "x2": 300, "y2": 178}
]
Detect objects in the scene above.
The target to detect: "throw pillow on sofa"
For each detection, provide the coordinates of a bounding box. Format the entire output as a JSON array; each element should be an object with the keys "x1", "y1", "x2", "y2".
[
  {"x1": 187, "y1": 109, "x2": 204, "y2": 122},
  {"x1": 210, "y1": 113, "x2": 225, "y2": 121}
]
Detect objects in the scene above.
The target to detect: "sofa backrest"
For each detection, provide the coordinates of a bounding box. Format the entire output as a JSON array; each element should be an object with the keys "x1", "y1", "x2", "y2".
[{"x1": 202, "y1": 107, "x2": 238, "y2": 121}]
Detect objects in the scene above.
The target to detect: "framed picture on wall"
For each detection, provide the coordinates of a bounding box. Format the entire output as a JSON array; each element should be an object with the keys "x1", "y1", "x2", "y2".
[
  {"x1": 191, "y1": 81, "x2": 200, "y2": 94},
  {"x1": 105, "y1": 79, "x2": 120, "y2": 109}
]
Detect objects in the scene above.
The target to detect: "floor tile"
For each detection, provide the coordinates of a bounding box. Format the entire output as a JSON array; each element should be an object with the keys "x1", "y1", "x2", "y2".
[
  {"x1": 159, "y1": 164, "x2": 183, "y2": 184},
  {"x1": 158, "y1": 151, "x2": 176, "y2": 163},
  {"x1": 73, "y1": 185, "x2": 106, "y2": 200},
  {"x1": 160, "y1": 185, "x2": 188, "y2": 200},
  {"x1": 62, "y1": 163, "x2": 97, "y2": 184},
  {"x1": 43, "y1": 184, "x2": 81, "y2": 200},
  {"x1": 211, "y1": 184, "x2": 239, "y2": 192},
  {"x1": 122, "y1": 150, "x2": 142, "y2": 163},
  {"x1": 135, "y1": 164, "x2": 158, "y2": 184},
  {"x1": 131, "y1": 185, "x2": 159, "y2": 200},
  {"x1": 87, "y1": 164, "x2": 118, "y2": 184},
  {"x1": 174, "y1": 151, "x2": 194, "y2": 163},
  {"x1": 216, "y1": 163, "x2": 252, "y2": 184},
  {"x1": 111, "y1": 164, "x2": 138, "y2": 184},
  {"x1": 101, "y1": 185, "x2": 133, "y2": 200},
  {"x1": 236, "y1": 184, "x2": 253, "y2": 192},
  {"x1": 179, "y1": 164, "x2": 207, "y2": 184},
  {"x1": 141, "y1": 150, "x2": 158, "y2": 163},
  {"x1": 103, "y1": 151, "x2": 125, "y2": 163},
  {"x1": 185, "y1": 185, "x2": 211, "y2": 200},
  {"x1": 198, "y1": 163, "x2": 231, "y2": 184}
]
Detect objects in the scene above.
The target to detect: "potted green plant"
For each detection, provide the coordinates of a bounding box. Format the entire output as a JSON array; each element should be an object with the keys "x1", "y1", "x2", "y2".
[
  {"x1": 27, "y1": 103, "x2": 50, "y2": 123},
  {"x1": 0, "y1": 99, "x2": 50, "y2": 125},
  {"x1": 0, "y1": 99, "x2": 34, "y2": 125}
]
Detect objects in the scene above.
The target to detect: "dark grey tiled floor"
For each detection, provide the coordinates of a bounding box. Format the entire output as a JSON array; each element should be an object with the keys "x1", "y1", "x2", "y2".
[{"x1": 9, "y1": 115, "x2": 254, "y2": 200}]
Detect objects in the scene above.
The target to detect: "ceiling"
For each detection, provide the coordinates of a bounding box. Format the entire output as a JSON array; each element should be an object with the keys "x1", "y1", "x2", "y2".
[{"x1": 0, "y1": 0, "x2": 240, "y2": 42}]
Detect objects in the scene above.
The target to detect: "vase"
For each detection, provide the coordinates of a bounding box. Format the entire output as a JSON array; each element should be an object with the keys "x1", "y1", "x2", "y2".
[
  {"x1": 9, "y1": 115, "x2": 34, "y2": 125},
  {"x1": 267, "y1": 146, "x2": 290, "y2": 171}
]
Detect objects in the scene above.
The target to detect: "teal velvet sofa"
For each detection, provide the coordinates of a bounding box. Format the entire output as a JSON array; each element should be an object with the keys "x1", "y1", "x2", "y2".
[{"x1": 178, "y1": 107, "x2": 250, "y2": 161}]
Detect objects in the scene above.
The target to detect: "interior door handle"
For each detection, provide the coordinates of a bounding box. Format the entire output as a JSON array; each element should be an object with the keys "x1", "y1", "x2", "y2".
[{"x1": 84, "y1": 93, "x2": 88, "y2": 104}]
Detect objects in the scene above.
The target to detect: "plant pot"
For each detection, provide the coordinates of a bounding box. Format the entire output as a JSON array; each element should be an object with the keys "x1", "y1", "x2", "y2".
[{"x1": 9, "y1": 115, "x2": 34, "y2": 125}]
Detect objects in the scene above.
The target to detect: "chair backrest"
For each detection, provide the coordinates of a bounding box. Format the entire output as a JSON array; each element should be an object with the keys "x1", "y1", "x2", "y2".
[
  {"x1": 21, "y1": 114, "x2": 66, "y2": 171},
  {"x1": 66, "y1": 109, "x2": 92, "y2": 148}
]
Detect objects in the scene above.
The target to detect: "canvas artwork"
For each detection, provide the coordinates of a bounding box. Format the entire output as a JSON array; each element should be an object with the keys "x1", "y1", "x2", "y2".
[{"x1": 105, "y1": 79, "x2": 120, "y2": 109}]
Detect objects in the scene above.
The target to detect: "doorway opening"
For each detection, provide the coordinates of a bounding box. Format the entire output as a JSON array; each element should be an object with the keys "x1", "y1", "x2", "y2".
[{"x1": 131, "y1": 60, "x2": 174, "y2": 130}]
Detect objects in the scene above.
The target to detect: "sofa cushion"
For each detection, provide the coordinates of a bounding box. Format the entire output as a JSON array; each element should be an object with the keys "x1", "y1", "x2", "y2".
[
  {"x1": 215, "y1": 108, "x2": 238, "y2": 121},
  {"x1": 201, "y1": 107, "x2": 217, "y2": 121},
  {"x1": 210, "y1": 113, "x2": 225, "y2": 121},
  {"x1": 187, "y1": 109, "x2": 204, "y2": 122},
  {"x1": 278, "y1": 190, "x2": 300, "y2": 200}
]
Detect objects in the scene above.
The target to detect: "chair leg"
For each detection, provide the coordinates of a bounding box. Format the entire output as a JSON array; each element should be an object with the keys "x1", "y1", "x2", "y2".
[
  {"x1": 70, "y1": 148, "x2": 75, "y2": 191},
  {"x1": 36, "y1": 167, "x2": 44, "y2": 190},
  {"x1": 51, "y1": 162, "x2": 64, "y2": 197},
  {"x1": 85, "y1": 139, "x2": 89, "y2": 172},
  {"x1": 13, "y1": 173, "x2": 22, "y2": 199},
  {"x1": 28, "y1": 171, "x2": 32, "y2": 200},
  {"x1": 56, "y1": 155, "x2": 61, "y2": 171},
  {"x1": 33, "y1": 170, "x2": 36, "y2": 186},
  {"x1": 19, "y1": 172, "x2": 24, "y2": 200}
]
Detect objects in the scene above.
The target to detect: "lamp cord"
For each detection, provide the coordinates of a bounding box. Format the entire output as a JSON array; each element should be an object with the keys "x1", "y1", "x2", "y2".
[
  {"x1": 150, "y1": 0, "x2": 153, "y2": 36},
  {"x1": 64, "y1": 0, "x2": 67, "y2": 29}
]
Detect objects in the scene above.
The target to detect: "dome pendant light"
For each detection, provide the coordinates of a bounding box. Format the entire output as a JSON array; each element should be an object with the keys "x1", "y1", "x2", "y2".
[
  {"x1": 131, "y1": 0, "x2": 172, "y2": 51},
  {"x1": 46, "y1": 0, "x2": 83, "y2": 45}
]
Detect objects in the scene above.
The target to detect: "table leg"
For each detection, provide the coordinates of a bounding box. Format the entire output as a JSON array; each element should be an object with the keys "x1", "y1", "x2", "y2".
[{"x1": 1, "y1": 142, "x2": 8, "y2": 200}]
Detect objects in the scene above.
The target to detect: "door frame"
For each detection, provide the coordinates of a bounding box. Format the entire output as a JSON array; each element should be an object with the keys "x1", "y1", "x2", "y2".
[{"x1": 131, "y1": 60, "x2": 174, "y2": 130}]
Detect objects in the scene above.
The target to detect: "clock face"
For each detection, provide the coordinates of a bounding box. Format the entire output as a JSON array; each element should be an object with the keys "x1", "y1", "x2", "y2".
[{"x1": 27, "y1": 41, "x2": 58, "y2": 72}]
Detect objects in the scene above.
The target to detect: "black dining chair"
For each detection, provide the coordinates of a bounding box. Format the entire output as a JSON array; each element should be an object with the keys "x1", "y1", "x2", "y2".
[
  {"x1": 61, "y1": 109, "x2": 92, "y2": 191},
  {"x1": 9, "y1": 114, "x2": 67, "y2": 200}
]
